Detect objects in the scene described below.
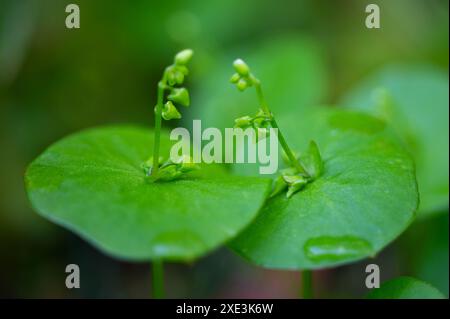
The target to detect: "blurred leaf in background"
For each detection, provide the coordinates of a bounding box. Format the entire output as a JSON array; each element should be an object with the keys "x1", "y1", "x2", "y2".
[{"x1": 341, "y1": 66, "x2": 449, "y2": 217}]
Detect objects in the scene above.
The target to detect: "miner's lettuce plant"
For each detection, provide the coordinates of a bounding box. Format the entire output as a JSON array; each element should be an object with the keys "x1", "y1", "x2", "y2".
[
  {"x1": 186, "y1": 35, "x2": 327, "y2": 133},
  {"x1": 25, "y1": 49, "x2": 437, "y2": 299},
  {"x1": 224, "y1": 59, "x2": 419, "y2": 297},
  {"x1": 24, "y1": 50, "x2": 271, "y2": 298},
  {"x1": 230, "y1": 58, "x2": 324, "y2": 199}
]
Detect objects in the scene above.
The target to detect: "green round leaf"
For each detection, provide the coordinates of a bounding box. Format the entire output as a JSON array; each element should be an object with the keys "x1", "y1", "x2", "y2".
[
  {"x1": 230, "y1": 109, "x2": 418, "y2": 269},
  {"x1": 367, "y1": 277, "x2": 446, "y2": 299},
  {"x1": 341, "y1": 65, "x2": 449, "y2": 217},
  {"x1": 25, "y1": 126, "x2": 271, "y2": 262}
]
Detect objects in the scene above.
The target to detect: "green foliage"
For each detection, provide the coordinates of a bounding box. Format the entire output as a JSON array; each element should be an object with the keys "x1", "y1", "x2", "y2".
[
  {"x1": 5, "y1": 0, "x2": 448, "y2": 298},
  {"x1": 25, "y1": 126, "x2": 271, "y2": 261},
  {"x1": 367, "y1": 277, "x2": 445, "y2": 299},
  {"x1": 22, "y1": 47, "x2": 442, "y2": 296},
  {"x1": 230, "y1": 108, "x2": 419, "y2": 269},
  {"x1": 342, "y1": 65, "x2": 449, "y2": 217}
]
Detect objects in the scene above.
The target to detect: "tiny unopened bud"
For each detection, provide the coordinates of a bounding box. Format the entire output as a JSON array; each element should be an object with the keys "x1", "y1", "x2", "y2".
[
  {"x1": 175, "y1": 49, "x2": 194, "y2": 65},
  {"x1": 174, "y1": 70, "x2": 184, "y2": 85},
  {"x1": 177, "y1": 155, "x2": 199, "y2": 172},
  {"x1": 162, "y1": 101, "x2": 181, "y2": 120},
  {"x1": 168, "y1": 87, "x2": 190, "y2": 107},
  {"x1": 282, "y1": 174, "x2": 308, "y2": 198},
  {"x1": 156, "y1": 165, "x2": 183, "y2": 182},
  {"x1": 234, "y1": 115, "x2": 253, "y2": 128},
  {"x1": 236, "y1": 78, "x2": 248, "y2": 91},
  {"x1": 270, "y1": 175, "x2": 288, "y2": 198},
  {"x1": 233, "y1": 59, "x2": 250, "y2": 76},
  {"x1": 167, "y1": 71, "x2": 177, "y2": 86},
  {"x1": 177, "y1": 65, "x2": 189, "y2": 76}
]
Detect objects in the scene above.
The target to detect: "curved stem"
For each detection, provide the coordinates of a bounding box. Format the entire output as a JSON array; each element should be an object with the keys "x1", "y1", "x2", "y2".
[
  {"x1": 301, "y1": 270, "x2": 313, "y2": 299},
  {"x1": 151, "y1": 82, "x2": 165, "y2": 177},
  {"x1": 152, "y1": 260, "x2": 165, "y2": 299},
  {"x1": 252, "y1": 80, "x2": 309, "y2": 176},
  {"x1": 253, "y1": 80, "x2": 270, "y2": 115},
  {"x1": 270, "y1": 119, "x2": 309, "y2": 175}
]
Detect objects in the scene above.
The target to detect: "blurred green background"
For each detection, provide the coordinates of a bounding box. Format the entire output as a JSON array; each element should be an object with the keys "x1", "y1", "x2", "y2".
[{"x1": 0, "y1": 0, "x2": 448, "y2": 298}]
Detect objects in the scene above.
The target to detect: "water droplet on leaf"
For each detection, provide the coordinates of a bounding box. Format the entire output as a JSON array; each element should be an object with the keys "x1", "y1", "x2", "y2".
[{"x1": 304, "y1": 236, "x2": 373, "y2": 262}]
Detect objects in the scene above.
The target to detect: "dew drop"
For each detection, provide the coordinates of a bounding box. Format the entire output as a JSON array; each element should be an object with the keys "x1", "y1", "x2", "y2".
[{"x1": 304, "y1": 235, "x2": 373, "y2": 262}]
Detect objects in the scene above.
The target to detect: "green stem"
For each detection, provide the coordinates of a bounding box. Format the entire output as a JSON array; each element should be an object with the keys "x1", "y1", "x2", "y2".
[
  {"x1": 151, "y1": 81, "x2": 165, "y2": 178},
  {"x1": 271, "y1": 119, "x2": 309, "y2": 175},
  {"x1": 254, "y1": 80, "x2": 270, "y2": 115},
  {"x1": 152, "y1": 260, "x2": 165, "y2": 299},
  {"x1": 253, "y1": 80, "x2": 309, "y2": 176},
  {"x1": 301, "y1": 270, "x2": 313, "y2": 299}
]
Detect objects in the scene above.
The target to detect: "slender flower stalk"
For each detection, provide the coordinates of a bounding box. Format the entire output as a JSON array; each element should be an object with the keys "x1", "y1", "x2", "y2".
[
  {"x1": 146, "y1": 49, "x2": 198, "y2": 182},
  {"x1": 147, "y1": 49, "x2": 195, "y2": 298},
  {"x1": 252, "y1": 77, "x2": 309, "y2": 176},
  {"x1": 230, "y1": 59, "x2": 324, "y2": 198}
]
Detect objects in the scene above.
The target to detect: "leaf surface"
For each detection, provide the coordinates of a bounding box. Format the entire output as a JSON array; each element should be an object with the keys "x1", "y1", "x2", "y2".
[
  {"x1": 25, "y1": 126, "x2": 271, "y2": 261},
  {"x1": 341, "y1": 65, "x2": 449, "y2": 216}
]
